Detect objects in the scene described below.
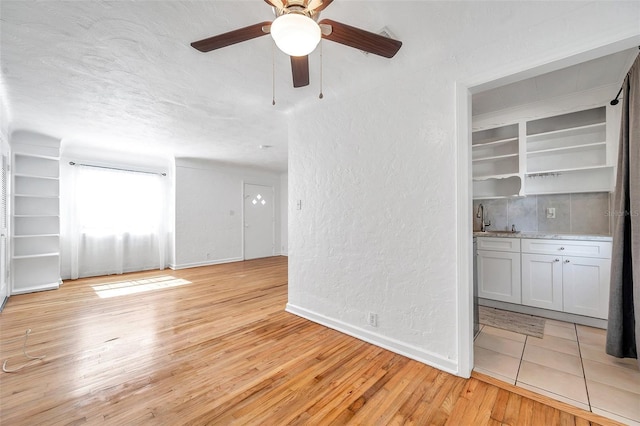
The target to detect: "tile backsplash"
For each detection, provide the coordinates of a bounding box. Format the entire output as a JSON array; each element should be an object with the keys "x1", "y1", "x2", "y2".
[{"x1": 473, "y1": 193, "x2": 611, "y2": 235}]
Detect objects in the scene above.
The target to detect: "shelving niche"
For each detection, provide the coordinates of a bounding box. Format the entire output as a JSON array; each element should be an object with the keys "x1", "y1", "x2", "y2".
[
  {"x1": 472, "y1": 104, "x2": 618, "y2": 199},
  {"x1": 524, "y1": 106, "x2": 613, "y2": 195},
  {"x1": 472, "y1": 123, "x2": 522, "y2": 199},
  {"x1": 10, "y1": 131, "x2": 61, "y2": 295}
]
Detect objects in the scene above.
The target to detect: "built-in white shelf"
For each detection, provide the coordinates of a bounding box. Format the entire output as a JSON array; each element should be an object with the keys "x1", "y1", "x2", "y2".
[
  {"x1": 14, "y1": 194, "x2": 60, "y2": 199},
  {"x1": 473, "y1": 175, "x2": 522, "y2": 199},
  {"x1": 472, "y1": 123, "x2": 521, "y2": 197},
  {"x1": 472, "y1": 136, "x2": 519, "y2": 147},
  {"x1": 13, "y1": 253, "x2": 60, "y2": 260},
  {"x1": 473, "y1": 172, "x2": 521, "y2": 181},
  {"x1": 13, "y1": 214, "x2": 60, "y2": 218},
  {"x1": 13, "y1": 233, "x2": 60, "y2": 238},
  {"x1": 524, "y1": 164, "x2": 613, "y2": 176},
  {"x1": 526, "y1": 122, "x2": 605, "y2": 140},
  {"x1": 472, "y1": 153, "x2": 519, "y2": 163},
  {"x1": 527, "y1": 141, "x2": 606, "y2": 156},
  {"x1": 14, "y1": 154, "x2": 59, "y2": 178},
  {"x1": 473, "y1": 104, "x2": 616, "y2": 199},
  {"x1": 14, "y1": 173, "x2": 58, "y2": 180},
  {"x1": 10, "y1": 131, "x2": 62, "y2": 295}
]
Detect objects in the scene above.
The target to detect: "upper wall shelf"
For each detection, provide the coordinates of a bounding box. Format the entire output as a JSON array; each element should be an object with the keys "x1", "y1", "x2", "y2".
[
  {"x1": 527, "y1": 141, "x2": 606, "y2": 156},
  {"x1": 527, "y1": 122, "x2": 605, "y2": 141},
  {"x1": 472, "y1": 104, "x2": 619, "y2": 199},
  {"x1": 472, "y1": 153, "x2": 518, "y2": 163}
]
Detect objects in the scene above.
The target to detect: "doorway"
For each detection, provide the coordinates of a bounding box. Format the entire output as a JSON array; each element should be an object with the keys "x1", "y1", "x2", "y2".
[
  {"x1": 243, "y1": 183, "x2": 275, "y2": 260},
  {"x1": 459, "y1": 40, "x2": 639, "y2": 392}
]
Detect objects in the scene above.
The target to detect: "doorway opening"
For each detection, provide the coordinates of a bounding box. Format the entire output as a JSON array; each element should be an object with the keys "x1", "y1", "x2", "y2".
[{"x1": 458, "y1": 40, "x2": 640, "y2": 419}]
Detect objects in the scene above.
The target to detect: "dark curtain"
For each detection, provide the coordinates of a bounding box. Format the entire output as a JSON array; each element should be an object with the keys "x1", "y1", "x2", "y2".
[{"x1": 606, "y1": 53, "x2": 640, "y2": 368}]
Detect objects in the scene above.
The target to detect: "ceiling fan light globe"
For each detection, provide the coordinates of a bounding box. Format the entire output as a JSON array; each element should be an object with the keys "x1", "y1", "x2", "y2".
[{"x1": 270, "y1": 14, "x2": 321, "y2": 57}]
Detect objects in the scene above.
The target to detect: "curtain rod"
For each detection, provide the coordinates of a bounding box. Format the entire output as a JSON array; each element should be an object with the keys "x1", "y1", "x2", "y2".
[
  {"x1": 610, "y1": 46, "x2": 640, "y2": 106},
  {"x1": 69, "y1": 162, "x2": 166, "y2": 176}
]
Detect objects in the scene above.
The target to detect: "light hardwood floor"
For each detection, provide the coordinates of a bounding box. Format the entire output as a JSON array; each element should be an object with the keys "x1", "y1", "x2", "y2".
[{"x1": 0, "y1": 257, "x2": 622, "y2": 425}]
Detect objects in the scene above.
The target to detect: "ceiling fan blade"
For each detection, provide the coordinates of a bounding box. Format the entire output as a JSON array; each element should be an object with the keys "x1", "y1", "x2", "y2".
[
  {"x1": 318, "y1": 19, "x2": 402, "y2": 58},
  {"x1": 291, "y1": 55, "x2": 310, "y2": 88},
  {"x1": 264, "y1": 0, "x2": 285, "y2": 9},
  {"x1": 191, "y1": 22, "x2": 272, "y2": 52},
  {"x1": 309, "y1": 0, "x2": 334, "y2": 12}
]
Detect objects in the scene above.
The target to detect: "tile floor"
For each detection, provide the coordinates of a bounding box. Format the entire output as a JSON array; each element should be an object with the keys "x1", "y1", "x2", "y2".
[{"x1": 474, "y1": 319, "x2": 640, "y2": 425}]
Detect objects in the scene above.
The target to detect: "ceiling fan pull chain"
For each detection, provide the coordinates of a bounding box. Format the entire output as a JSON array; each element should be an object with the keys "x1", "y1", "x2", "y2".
[
  {"x1": 272, "y1": 40, "x2": 276, "y2": 106},
  {"x1": 319, "y1": 39, "x2": 324, "y2": 99}
]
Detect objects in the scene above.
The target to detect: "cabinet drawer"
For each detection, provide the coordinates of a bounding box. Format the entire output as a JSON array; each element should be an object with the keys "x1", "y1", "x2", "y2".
[
  {"x1": 521, "y1": 239, "x2": 611, "y2": 259},
  {"x1": 477, "y1": 237, "x2": 520, "y2": 253}
]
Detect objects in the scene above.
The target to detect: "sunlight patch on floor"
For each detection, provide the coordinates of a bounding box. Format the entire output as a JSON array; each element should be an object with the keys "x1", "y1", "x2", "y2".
[{"x1": 92, "y1": 276, "x2": 192, "y2": 298}]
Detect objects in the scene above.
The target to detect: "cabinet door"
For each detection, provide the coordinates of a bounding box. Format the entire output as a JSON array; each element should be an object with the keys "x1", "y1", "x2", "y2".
[
  {"x1": 562, "y1": 256, "x2": 610, "y2": 319},
  {"x1": 522, "y1": 253, "x2": 563, "y2": 311},
  {"x1": 477, "y1": 250, "x2": 521, "y2": 304}
]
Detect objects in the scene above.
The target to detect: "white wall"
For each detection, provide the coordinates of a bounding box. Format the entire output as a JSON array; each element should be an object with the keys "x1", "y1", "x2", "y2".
[
  {"x1": 172, "y1": 158, "x2": 283, "y2": 269},
  {"x1": 287, "y1": 1, "x2": 640, "y2": 376},
  {"x1": 280, "y1": 173, "x2": 288, "y2": 256}
]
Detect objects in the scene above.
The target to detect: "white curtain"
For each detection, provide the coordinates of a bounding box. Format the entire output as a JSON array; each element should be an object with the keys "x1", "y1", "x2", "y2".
[{"x1": 70, "y1": 165, "x2": 167, "y2": 279}]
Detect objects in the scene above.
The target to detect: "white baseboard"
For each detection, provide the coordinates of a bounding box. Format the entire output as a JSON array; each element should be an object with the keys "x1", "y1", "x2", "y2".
[
  {"x1": 11, "y1": 282, "x2": 60, "y2": 295},
  {"x1": 169, "y1": 257, "x2": 243, "y2": 270},
  {"x1": 285, "y1": 303, "x2": 459, "y2": 376}
]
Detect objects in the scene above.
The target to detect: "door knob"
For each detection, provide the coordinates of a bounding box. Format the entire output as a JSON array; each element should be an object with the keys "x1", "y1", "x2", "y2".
[
  {"x1": 555, "y1": 258, "x2": 560, "y2": 262},
  {"x1": 564, "y1": 259, "x2": 570, "y2": 263}
]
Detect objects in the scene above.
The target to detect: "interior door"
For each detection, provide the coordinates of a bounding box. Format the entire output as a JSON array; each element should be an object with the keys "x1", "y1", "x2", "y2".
[{"x1": 243, "y1": 183, "x2": 274, "y2": 260}]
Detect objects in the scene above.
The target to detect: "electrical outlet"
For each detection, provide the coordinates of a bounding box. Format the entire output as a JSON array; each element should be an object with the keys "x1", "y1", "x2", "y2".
[
  {"x1": 367, "y1": 312, "x2": 378, "y2": 327},
  {"x1": 547, "y1": 207, "x2": 556, "y2": 219}
]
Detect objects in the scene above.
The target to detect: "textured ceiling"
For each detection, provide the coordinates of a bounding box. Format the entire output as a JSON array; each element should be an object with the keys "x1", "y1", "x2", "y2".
[
  {"x1": 1, "y1": 0, "x2": 412, "y2": 172},
  {"x1": 1, "y1": 1, "x2": 634, "y2": 171}
]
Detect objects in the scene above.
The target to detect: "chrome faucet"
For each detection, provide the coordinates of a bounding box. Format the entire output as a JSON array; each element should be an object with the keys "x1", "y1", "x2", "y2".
[{"x1": 476, "y1": 203, "x2": 491, "y2": 232}]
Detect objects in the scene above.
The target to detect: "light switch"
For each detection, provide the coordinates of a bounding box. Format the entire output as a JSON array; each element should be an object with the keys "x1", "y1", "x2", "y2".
[{"x1": 547, "y1": 207, "x2": 556, "y2": 219}]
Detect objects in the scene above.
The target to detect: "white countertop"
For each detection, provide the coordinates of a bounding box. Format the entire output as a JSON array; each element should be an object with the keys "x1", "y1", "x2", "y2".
[{"x1": 473, "y1": 231, "x2": 613, "y2": 242}]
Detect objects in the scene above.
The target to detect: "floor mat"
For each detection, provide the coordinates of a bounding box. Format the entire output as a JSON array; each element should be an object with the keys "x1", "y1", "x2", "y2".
[{"x1": 479, "y1": 306, "x2": 545, "y2": 338}]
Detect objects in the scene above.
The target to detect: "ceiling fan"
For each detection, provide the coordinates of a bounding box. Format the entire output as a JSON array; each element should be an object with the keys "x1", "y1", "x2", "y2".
[{"x1": 190, "y1": 0, "x2": 402, "y2": 88}]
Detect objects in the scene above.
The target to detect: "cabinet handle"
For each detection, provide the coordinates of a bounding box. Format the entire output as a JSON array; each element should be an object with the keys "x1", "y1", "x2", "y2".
[
  {"x1": 564, "y1": 259, "x2": 570, "y2": 263},
  {"x1": 560, "y1": 247, "x2": 565, "y2": 251},
  {"x1": 555, "y1": 258, "x2": 560, "y2": 262}
]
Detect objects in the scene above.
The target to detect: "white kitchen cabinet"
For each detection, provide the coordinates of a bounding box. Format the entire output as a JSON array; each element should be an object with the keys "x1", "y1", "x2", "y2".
[
  {"x1": 477, "y1": 237, "x2": 521, "y2": 304},
  {"x1": 521, "y1": 238, "x2": 611, "y2": 319},
  {"x1": 562, "y1": 256, "x2": 610, "y2": 319},
  {"x1": 521, "y1": 253, "x2": 563, "y2": 311}
]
